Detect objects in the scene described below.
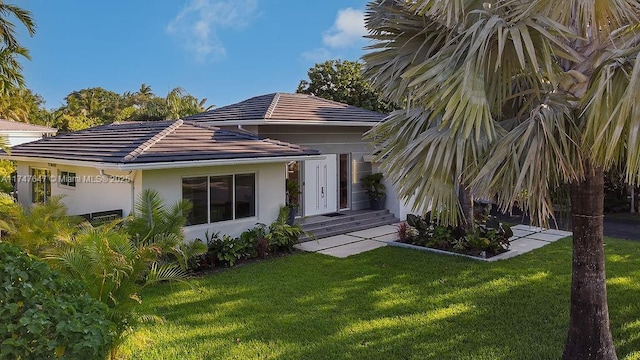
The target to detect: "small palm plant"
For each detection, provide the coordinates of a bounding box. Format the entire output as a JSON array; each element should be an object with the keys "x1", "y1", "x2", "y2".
[
  {"x1": 126, "y1": 189, "x2": 207, "y2": 270},
  {"x1": 0, "y1": 195, "x2": 81, "y2": 255},
  {"x1": 45, "y1": 220, "x2": 193, "y2": 360}
]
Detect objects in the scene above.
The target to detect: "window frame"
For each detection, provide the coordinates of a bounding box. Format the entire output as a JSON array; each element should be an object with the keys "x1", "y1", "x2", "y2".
[
  {"x1": 30, "y1": 167, "x2": 51, "y2": 204},
  {"x1": 58, "y1": 170, "x2": 77, "y2": 188},
  {"x1": 181, "y1": 172, "x2": 257, "y2": 226}
]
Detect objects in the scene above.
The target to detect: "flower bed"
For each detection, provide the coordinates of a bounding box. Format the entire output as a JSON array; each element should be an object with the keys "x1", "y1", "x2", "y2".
[{"x1": 396, "y1": 213, "x2": 513, "y2": 259}]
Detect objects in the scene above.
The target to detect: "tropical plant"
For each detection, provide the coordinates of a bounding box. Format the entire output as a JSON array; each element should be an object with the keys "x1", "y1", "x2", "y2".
[
  {"x1": 361, "y1": 172, "x2": 386, "y2": 200},
  {"x1": 0, "y1": 2, "x2": 35, "y2": 95},
  {"x1": 0, "y1": 195, "x2": 82, "y2": 255},
  {"x1": 0, "y1": 242, "x2": 115, "y2": 359},
  {"x1": 206, "y1": 233, "x2": 252, "y2": 267},
  {"x1": 44, "y1": 221, "x2": 192, "y2": 360},
  {"x1": 362, "y1": 1, "x2": 640, "y2": 358},
  {"x1": 126, "y1": 188, "x2": 206, "y2": 270},
  {"x1": 266, "y1": 206, "x2": 306, "y2": 252}
]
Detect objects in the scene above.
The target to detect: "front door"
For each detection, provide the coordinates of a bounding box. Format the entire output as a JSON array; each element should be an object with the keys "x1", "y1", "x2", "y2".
[{"x1": 303, "y1": 154, "x2": 337, "y2": 216}]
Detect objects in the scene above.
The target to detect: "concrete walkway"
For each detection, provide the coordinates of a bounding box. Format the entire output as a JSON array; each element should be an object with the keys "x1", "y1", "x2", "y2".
[{"x1": 295, "y1": 224, "x2": 572, "y2": 260}]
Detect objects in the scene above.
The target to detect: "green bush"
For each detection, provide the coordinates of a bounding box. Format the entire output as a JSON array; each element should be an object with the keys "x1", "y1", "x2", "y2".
[
  {"x1": 0, "y1": 242, "x2": 114, "y2": 359},
  {"x1": 266, "y1": 207, "x2": 306, "y2": 252},
  {"x1": 206, "y1": 233, "x2": 252, "y2": 267}
]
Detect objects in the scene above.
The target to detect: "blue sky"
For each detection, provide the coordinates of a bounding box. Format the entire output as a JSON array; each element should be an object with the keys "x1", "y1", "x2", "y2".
[{"x1": 14, "y1": 0, "x2": 370, "y2": 109}]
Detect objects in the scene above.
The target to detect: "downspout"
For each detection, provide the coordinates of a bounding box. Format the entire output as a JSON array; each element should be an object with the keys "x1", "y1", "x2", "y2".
[
  {"x1": 98, "y1": 169, "x2": 137, "y2": 216},
  {"x1": 130, "y1": 170, "x2": 138, "y2": 216}
]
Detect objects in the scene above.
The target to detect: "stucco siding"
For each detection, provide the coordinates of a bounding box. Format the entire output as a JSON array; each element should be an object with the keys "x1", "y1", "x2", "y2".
[
  {"x1": 15, "y1": 161, "x2": 134, "y2": 216},
  {"x1": 141, "y1": 162, "x2": 285, "y2": 240}
]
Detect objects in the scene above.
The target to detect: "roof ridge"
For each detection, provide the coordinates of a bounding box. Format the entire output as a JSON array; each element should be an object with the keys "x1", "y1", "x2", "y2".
[
  {"x1": 123, "y1": 119, "x2": 183, "y2": 162},
  {"x1": 264, "y1": 93, "x2": 280, "y2": 119},
  {"x1": 183, "y1": 120, "x2": 220, "y2": 132}
]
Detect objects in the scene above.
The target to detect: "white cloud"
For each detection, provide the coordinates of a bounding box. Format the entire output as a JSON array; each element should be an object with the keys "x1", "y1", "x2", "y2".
[
  {"x1": 166, "y1": 0, "x2": 258, "y2": 61},
  {"x1": 322, "y1": 8, "x2": 366, "y2": 48},
  {"x1": 301, "y1": 48, "x2": 333, "y2": 63}
]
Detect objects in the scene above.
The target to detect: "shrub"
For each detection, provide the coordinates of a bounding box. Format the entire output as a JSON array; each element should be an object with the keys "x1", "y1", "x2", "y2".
[
  {"x1": 45, "y1": 222, "x2": 192, "y2": 359},
  {"x1": 126, "y1": 189, "x2": 207, "y2": 270},
  {"x1": 206, "y1": 233, "x2": 252, "y2": 267},
  {"x1": 266, "y1": 206, "x2": 306, "y2": 252},
  {"x1": 0, "y1": 242, "x2": 115, "y2": 359},
  {"x1": 1, "y1": 196, "x2": 82, "y2": 256},
  {"x1": 404, "y1": 212, "x2": 512, "y2": 256}
]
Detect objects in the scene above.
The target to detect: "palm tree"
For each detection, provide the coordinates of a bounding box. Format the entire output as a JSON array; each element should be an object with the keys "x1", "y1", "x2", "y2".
[
  {"x1": 164, "y1": 87, "x2": 214, "y2": 120},
  {"x1": 363, "y1": 1, "x2": 640, "y2": 359},
  {"x1": 0, "y1": 2, "x2": 35, "y2": 95},
  {"x1": 0, "y1": 2, "x2": 35, "y2": 49}
]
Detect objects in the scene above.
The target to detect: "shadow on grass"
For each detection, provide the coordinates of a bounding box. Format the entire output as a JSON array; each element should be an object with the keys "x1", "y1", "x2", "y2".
[{"x1": 122, "y1": 237, "x2": 640, "y2": 360}]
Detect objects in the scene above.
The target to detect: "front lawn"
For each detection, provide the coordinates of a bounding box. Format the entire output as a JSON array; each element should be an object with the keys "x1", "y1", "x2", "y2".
[{"x1": 122, "y1": 238, "x2": 640, "y2": 360}]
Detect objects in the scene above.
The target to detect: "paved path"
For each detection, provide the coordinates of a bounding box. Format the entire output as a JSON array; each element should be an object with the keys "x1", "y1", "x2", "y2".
[
  {"x1": 495, "y1": 212, "x2": 640, "y2": 241},
  {"x1": 295, "y1": 224, "x2": 572, "y2": 259}
]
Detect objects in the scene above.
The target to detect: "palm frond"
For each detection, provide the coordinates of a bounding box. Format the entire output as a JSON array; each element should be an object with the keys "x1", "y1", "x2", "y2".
[
  {"x1": 367, "y1": 107, "x2": 498, "y2": 225},
  {"x1": 470, "y1": 93, "x2": 583, "y2": 226},
  {"x1": 582, "y1": 48, "x2": 640, "y2": 184}
]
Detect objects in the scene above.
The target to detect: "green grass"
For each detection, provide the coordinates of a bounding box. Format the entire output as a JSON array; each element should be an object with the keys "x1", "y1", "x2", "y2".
[{"x1": 122, "y1": 238, "x2": 640, "y2": 360}]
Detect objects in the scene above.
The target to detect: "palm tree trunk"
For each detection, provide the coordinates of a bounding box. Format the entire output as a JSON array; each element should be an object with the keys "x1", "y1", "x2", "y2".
[
  {"x1": 458, "y1": 183, "x2": 473, "y2": 233},
  {"x1": 563, "y1": 164, "x2": 617, "y2": 360}
]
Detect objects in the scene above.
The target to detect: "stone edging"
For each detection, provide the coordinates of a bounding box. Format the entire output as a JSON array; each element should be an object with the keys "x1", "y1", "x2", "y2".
[{"x1": 387, "y1": 241, "x2": 519, "y2": 262}]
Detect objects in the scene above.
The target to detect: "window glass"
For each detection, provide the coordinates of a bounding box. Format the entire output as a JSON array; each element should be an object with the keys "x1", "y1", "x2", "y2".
[
  {"x1": 235, "y1": 173, "x2": 255, "y2": 219},
  {"x1": 182, "y1": 177, "x2": 208, "y2": 225},
  {"x1": 31, "y1": 168, "x2": 51, "y2": 203},
  {"x1": 60, "y1": 171, "x2": 77, "y2": 187},
  {"x1": 210, "y1": 175, "x2": 233, "y2": 222}
]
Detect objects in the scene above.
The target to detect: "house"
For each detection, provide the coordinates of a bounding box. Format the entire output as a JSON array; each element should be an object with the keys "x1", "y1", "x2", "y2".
[
  {"x1": 2, "y1": 93, "x2": 418, "y2": 240},
  {"x1": 185, "y1": 92, "x2": 416, "y2": 220},
  {"x1": 2, "y1": 119, "x2": 320, "y2": 239},
  {"x1": 0, "y1": 119, "x2": 57, "y2": 146}
]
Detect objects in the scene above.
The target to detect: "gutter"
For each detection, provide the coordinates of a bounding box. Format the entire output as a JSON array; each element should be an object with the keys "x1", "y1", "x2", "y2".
[{"x1": 1, "y1": 154, "x2": 326, "y2": 171}]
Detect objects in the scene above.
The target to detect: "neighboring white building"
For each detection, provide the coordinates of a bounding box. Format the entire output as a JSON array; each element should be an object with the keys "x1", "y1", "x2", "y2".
[{"x1": 0, "y1": 119, "x2": 57, "y2": 146}]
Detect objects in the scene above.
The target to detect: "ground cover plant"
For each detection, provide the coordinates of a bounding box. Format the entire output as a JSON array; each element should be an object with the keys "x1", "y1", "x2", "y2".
[
  {"x1": 121, "y1": 237, "x2": 640, "y2": 360},
  {"x1": 398, "y1": 211, "x2": 512, "y2": 258}
]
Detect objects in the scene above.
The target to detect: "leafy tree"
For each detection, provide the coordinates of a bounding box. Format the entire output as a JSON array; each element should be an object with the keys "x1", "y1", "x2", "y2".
[
  {"x1": 0, "y1": 87, "x2": 53, "y2": 125},
  {"x1": 0, "y1": 2, "x2": 35, "y2": 95},
  {"x1": 53, "y1": 85, "x2": 213, "y2": 128},
  {"x1": 363, "y1": 1, "x2": 640, "y2": 359},
  {"x1": 297, "y1": 59, "x2": 397, "y2": 113}
]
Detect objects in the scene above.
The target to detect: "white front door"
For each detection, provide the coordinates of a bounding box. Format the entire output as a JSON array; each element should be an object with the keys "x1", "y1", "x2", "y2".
[{"x1": 303, "y1": 154, "x2": 337, "y2": 216}]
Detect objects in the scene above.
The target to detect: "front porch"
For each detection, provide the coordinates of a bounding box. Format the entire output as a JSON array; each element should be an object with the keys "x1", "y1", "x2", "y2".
[{"x1": 296, "y1": 209, "x2": 399, "y2": 242}]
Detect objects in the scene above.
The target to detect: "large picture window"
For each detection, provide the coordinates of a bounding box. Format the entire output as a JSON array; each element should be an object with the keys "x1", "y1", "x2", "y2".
[
  {"x1": 182, "y1": 173, "x2": 256, "y2": 225},
  {"x1": 31, "y1": 168, "x2": 51, "y2": 203}
]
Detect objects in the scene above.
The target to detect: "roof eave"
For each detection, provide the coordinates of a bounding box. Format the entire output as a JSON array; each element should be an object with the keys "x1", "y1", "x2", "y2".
[{"x1": 1, "y1": 154, "x2": 325, "y2": 171}]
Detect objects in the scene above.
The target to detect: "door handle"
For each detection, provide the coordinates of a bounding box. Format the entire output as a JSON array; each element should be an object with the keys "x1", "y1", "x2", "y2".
[{"x1": 321, "y1": 187, "x2": 325, "y2": 198}]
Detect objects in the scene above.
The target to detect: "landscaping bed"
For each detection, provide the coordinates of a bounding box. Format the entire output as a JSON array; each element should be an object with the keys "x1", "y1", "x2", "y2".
[{"x1": 394, "y1": 212, "x2": 513, "y2": 260}]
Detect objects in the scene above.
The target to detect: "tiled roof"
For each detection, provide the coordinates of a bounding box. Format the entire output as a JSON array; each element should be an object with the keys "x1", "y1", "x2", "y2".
[
  {"x1": 0, "y1": 119, "x2": 57, "y2": 133},
  {"x1": 184, "y1": 93, "x2": 387, "y2": 123},
  {"x1": 5, "y1": 120, "x2": 319, "y2": 165}
]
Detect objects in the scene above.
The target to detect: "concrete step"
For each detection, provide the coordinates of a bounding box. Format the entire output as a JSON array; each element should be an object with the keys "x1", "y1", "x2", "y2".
[
  {"x1": 299, "y1": 211, "x2": 400, "y2": 241},
  {"x1": 298, "y1": 210, "x2": 393, "y2": 231}
]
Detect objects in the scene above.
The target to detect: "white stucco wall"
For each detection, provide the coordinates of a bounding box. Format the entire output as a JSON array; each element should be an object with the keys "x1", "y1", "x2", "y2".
[
  {"x1": 372, "y1": 162, "x2": 430, "y2": 221},
  {"x1": 15, "y1": 161, "x2": 137, "y2": 216},
  {"x1": 141, "y1": 162, "x2": 286, "y2": 241}
]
